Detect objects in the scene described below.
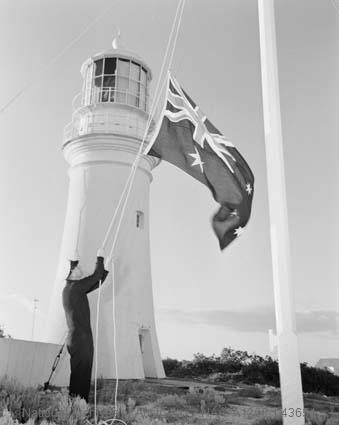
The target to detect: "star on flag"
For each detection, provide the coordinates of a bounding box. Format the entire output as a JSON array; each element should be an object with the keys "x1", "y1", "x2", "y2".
[
  {"x1": 234, "y1": 226, "x2": 244, "y2": 237},
  {"x1": 188, "y1": 147, "x2": 204, "y2": 172},
  {"x1": 245, "y1": 183, "x2": 253, "y2": 195}
]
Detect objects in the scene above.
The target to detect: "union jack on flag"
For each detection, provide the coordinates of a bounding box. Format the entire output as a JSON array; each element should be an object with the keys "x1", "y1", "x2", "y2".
[{"x1": 144, "y1": 72, "x2": 254, "y2": 250}]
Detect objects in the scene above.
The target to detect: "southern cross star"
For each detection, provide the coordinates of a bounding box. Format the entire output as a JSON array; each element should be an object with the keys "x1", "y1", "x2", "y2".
[
  {"x1": 245, "y1": 183, "x2": 252, "y2": 195},
  {"x1": 234, "y1": 226, "x2": 244, "y2": 237},
  {"x1": 188, "y1": 147, "x2": 204, "y2": 172},
  {"x1": 230, "y1": 210, "x2": 238, "y2": 217}
]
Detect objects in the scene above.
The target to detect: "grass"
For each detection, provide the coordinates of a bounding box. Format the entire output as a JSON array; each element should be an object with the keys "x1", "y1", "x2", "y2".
[
  {"x1": 238, "y1": 386, "x2": 264, "y2": 399},
  {"x1": 0, "y1": 376, "x2": 339, "y2": 424}
]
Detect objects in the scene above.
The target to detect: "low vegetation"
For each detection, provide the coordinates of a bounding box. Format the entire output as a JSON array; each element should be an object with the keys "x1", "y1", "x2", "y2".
[
  {"x1": 0, "y1": 347, "x2": 338, "y2": 424},
  {"x1": 163, "y1": 347, "x2": 339, "y2": 396}
]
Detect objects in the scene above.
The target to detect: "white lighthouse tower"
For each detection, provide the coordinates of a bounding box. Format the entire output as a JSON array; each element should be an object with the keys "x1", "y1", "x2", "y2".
[{"x1": 47, "y1": 38, "x2": 165, "y2": 379}]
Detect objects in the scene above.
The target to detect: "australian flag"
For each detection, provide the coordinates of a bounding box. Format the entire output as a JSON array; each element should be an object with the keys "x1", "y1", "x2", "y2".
[{"x1": 144, "y1": 73, "x2": 254, "y2": 250}]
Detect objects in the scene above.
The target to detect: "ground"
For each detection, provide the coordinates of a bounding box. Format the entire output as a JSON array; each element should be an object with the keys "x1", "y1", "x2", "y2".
[{"x1": 86, "y1": 378, "x2": 339, "y2": 425}]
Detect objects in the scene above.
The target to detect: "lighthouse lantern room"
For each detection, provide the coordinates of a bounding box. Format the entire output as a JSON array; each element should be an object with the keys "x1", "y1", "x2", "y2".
[{"x1": 63, "y1": 38, "x2": 153, "y2": 145}]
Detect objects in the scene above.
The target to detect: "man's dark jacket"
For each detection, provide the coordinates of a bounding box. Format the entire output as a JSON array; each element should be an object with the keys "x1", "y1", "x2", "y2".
[{"x1": 62, "y1": 256, "x2": 108, "y2": 401}]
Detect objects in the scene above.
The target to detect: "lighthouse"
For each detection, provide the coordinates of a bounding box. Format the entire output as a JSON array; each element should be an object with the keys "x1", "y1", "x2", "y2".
[{"x1": 46, "y1": 38, "x2": 165, "y2": 380}]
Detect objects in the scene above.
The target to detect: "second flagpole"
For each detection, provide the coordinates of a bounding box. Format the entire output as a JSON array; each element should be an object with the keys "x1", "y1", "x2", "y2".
[{"x1": 257, "y1": 0, "x2": 305, "y2": 424}]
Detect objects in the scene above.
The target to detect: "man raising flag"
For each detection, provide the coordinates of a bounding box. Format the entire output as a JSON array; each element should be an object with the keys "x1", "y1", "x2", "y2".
[{"x1": 144, "y1": 73, "x2": 254, "y2": 249}]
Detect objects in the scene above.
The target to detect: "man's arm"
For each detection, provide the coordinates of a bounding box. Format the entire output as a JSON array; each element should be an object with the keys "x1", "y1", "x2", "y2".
[
  {"x1": 69, "y1": 257, "x2": 109, "y2": 294},
  {"x1": 86, "y1": 257, "x2": 109, "y2": 294}
]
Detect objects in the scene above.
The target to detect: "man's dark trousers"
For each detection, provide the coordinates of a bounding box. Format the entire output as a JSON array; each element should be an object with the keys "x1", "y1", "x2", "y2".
[{"x1": 62, "y1": 257, "x2": 108, "y2": 402}]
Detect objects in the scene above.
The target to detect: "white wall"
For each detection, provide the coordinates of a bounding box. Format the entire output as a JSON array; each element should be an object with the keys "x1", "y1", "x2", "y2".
[
  {"x1": 46, "y1": 132, "x2": 165, "y2": 379},
  {"x1": 0, "y1": 338, "x2": 69, "y2": 388}
]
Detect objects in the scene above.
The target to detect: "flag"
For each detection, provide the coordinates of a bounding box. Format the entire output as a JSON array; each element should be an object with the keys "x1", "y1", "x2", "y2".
[{"x1": 144, "y1": 73, "x2": 254, "y2": 250}]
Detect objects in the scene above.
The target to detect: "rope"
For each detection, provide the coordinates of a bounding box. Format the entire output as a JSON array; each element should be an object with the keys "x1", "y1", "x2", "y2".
[
  {"x1": 105, "y1": 72, "x2": 168, "y2": 263},
  {"x1": 91, "y1": 1, "x2": 186, "y2": 423},
  {"x1": 105, "y1": 0, "x2": 186, "y2": 262},
  {"x1": 101, "y1": 0, "x2": 185, "y2": 254},
  {"x1": 93, "y1": 279, "x2": 103, "y2": 423},
  {"x1": 110, "y1": 259, "x2": 119, "y2": 423},
  {"x1": 106, "y1": 0, "x2": 186, "y2": 263},
  {"x1": 0, "y1": 1, "x2": 117, "y2": 114},
  {"x1": 89, "y1": 261, "x2": 126, "y2": 425}
]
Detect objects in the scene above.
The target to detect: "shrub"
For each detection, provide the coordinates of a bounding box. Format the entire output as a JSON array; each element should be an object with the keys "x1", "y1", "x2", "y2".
[
  {"x1": 305, "y1": 411, "x2": 330, "y2": 425},
  {"x1": 0, "y1": 377, "x2": 90, "y2": 425},
  {"x1": 162, "y1": 358, "x2": 182, "y2": 376},
  {"x1": 237, "y1": 386, "x2": 264, "y2": 398},
  {"x1": 184, "y1": 387, "x2": 227, "y2": 414},
  {"x1": 165, "y1": 350, "x2": 339, "y2": 396},
  {"x1": 301, "y1": 363, "x2": 339, "y2": 396},
  {"x1": 242, "y1": 356, "x2": 280, "y2": 387},
  {"x1": 155, "y1": 394, "x2": 187, "y2": 410}
]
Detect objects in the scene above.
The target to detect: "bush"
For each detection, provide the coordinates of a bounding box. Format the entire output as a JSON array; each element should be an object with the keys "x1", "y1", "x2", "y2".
[
  {"x1": 155, "y1": 394, "x2": 187, "y2": 410},
  {"x1": 237, "y1": 386, "x2": 264, "y2": 399},
  {"x1": 154, "y1": 387, "x2": 228, "y2": 415},
  {"x1": 0, "y1": 377, "x2": 89, "y2": 425},
  {"x1": 162, "y1": 358, "x2": 182, "y2": 376},
  {"x1": 163, "y1": 348, "x2": 339, "y2": 397},
  {"x1": 305, "y1": 411, "x2": 330, "y2": 425},
  {"x1": 184, "y1": 387, "x2": 227, "y2": 414},
  {"x1": 301, "y1": 363, "x2": 339, "y2": 396}
]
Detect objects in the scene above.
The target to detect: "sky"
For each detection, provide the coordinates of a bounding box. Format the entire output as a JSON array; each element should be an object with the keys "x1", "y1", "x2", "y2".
[{"x1": 0, "y1": 0, "x2": 338, "y2": 365}]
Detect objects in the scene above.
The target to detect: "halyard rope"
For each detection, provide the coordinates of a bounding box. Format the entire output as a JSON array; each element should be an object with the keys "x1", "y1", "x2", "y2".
[
  {"x1": 92, "y1": 1, "x2": 186, "y2": 424},
  {"x1": 106, "y1": 0, "x2": 186, "y2": 263},
  {"x1": 101, "y1": 0, "x2": 186, "y2": 253}
]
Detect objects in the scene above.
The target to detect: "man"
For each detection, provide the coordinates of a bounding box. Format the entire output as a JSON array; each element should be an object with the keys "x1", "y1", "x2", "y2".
[{"x1": 62, "y1": 252, "x2": 109, "y2": 401}]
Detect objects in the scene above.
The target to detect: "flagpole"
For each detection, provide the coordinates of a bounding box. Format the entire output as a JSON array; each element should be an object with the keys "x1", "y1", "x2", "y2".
[{"x1": 257, "y1": 1, "x2": 304, "y2": 424}]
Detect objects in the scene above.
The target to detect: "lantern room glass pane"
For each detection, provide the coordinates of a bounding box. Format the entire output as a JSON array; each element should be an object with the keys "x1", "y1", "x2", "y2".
[
  {"x1": 95, "y1": 59, "x2": 103, "y2": 76},
  {"x1": 141, "y1": 68, "x2": 147, "y2": 86},
  {"x1": 101, "y1": 88, "x2": 110, "y2": 102},
  {"x1": 103, "y1": 75, "x2": 115, "y2": 88},
  {"x1": 94, "y1": 76, "x2": 102, "y2": 87},
  {"x1": 117, "y1": 76, "x2": 129, "y2": 90},
  {"x1": 117, "y1": 59, "x2": 130, "y2": 77},
  {"x1": 131, "y1": 62, "x2": 140, "y2": 81},
  {"x1": 127, "y1": 94, "x2": 138, "y2": 107},
  {"x1": 140, "y1": 91, "x2": 146, "y2": 109},
  {"x1": 104, "y1": 57, "x2": 117, "y2": 75},
  {"x1": 129, "y1": 80, "x2": 139, "y2": 97},
  {"x1": 116, "y1": 91, "x2": 126, "y2": 103}
]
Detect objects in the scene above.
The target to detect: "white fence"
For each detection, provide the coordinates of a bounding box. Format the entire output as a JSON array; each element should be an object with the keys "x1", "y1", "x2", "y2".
[{"x1": 0, "y1": 338, "x2": 69, "y2": 388}]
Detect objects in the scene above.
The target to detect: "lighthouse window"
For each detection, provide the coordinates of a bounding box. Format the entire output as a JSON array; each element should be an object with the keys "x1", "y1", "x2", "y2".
[
  {"x1": 138, "y1": 334, "x2": 144, "y2": 353},
  {"x1": 131, "y1": 62, "x2": 140, "y2": 80},
  {"x1": 95, "y1": 59, "x2": 103, "y2": 76},
  {"x1": 103, "y1": 75, "x2": 115, "y2": 87},
  {"x1": 136, "y1": 211, "x2": 144, "y2": 229},
  {"x1": 104, "y1": 57, "x2": 117, "y2": 75},
  {"x1": 117, "y1": 58, "x2": 130, "y2": 76},
  {"x1": 141, "y1": 68, "x2": 147, "y2": 86},
  {"x1": 94, "y1": 76, "x2": 102, "y2": 87},
  {"x1": 117, "y1": 76, "x2": 129, "y2": 89}
]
